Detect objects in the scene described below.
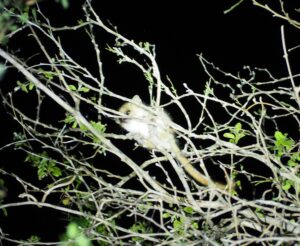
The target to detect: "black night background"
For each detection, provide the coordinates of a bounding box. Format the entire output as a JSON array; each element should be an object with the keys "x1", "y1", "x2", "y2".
[{"x1": 0, "y1": 0, "x2": 300, "y2": 245}]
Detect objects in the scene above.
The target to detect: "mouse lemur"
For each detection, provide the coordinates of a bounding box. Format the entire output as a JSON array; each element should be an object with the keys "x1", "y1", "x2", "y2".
[{"x1": 118, "y1": 95, "x2": 231, "y2": 190}]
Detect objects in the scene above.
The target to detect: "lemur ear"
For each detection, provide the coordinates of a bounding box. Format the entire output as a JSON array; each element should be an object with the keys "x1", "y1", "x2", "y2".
[{"x1": 132, "y1": 95, "x2": 142, "y2": 103}]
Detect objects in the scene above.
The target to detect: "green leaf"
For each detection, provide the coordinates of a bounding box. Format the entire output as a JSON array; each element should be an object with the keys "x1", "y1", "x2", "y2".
[
  {"x1": 76, "y1": 235, "x2": 91, "y2": 246},
  {"x1": 28, "y1": 82, "x2": 35, "y2": 90},
  {"x1": 255, "y1": 208, "x2": 264, "y2": 218},
  {"x1": 162, "y1": 212, "x2": 171, "y2": 219},
  {"x1": 90, "y1": 121, "x2": 106, "y2": 133},
  {"x1": 192, "y1": 222, "x2": 199, "y2": 229},
  {"x1": 50, "y1": 165, "x2": 62, "y2": 177},
  {"x1": 130, "y1": 221, "x2": 150, "y2": 238},
  {"x1": 288, "y1": 159, "x2": 297, "y2": 168},
  {"x1": 235, "y1": 122, "x2": 242, "y2": 131},
  {"x1": 204, "y1": 82, "x2": 214, "y2": 95},
  {"x1": 288, "y1": 152, "x2": 300, "y2": 168},
  {"x1": 274, "y1": 131, "x2": 285, "y2": 141},
  {"x1": 282, "y1": 180, "x2": 293, "y2": 191},
  {"x1": 25, "y1": 152, "x2": 61, "y2": 180},
  {"x1": 17, "y1": 81, "x2": 28, "y2": 93},
  {"x1": 61, "y1": 221, "x2": 91, "y2": 246},
  {"x1": 68, "y1": 85, "x2": 77, "y2": 91},
  {"x1": 144, "y1": 71, "x2": 154, "y2": 84},
  {"x1": 223, "y1": 133, "x2": 235, "y2": 139},
  {"x1": 59, "y1": 0, "x2": 69, "y2": 9},
  {"x1": 19, "y1": 12, "x2": 29, "y2": 24},
  {"x1": 44, "y1": 71, "x2": 54, "y2": 80},
  {"x1": 67, "y1": 222, "x2": 79, "y2": 239},
  {"x1": 27, "y1": 235, "x2": 40, "y2": 243},
  {"x1": 78, "y1": 87, "x2": 90, "y2": 93},
  {"x1": 173, "y1": 219, "x2": 182, "y2": 230},
  {"x1": 64, "y1": 114, "x2": 78, "y2": 128},
  {"x1": 183, "y1": 206, "x2": 193, "y2": 214},
  {"x1": 273, "y1": 131, "x2": 295, "y2": 157}
]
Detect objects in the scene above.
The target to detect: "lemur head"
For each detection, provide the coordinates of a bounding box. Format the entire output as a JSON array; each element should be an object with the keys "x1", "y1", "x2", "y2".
[{"x1": 117, "y1": 95, "x2": 151, "y2": 135}]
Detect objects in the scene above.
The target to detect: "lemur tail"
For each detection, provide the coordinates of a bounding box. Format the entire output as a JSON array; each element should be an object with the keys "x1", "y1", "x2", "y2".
[{"x1": 173, "y1": 145, "x2": 233, "y2": 191}]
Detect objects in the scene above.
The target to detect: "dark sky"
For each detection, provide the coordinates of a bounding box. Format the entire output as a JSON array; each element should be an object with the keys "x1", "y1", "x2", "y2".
[{"x1": 37, "y1": 0, "x2": 296, "y2": 95}]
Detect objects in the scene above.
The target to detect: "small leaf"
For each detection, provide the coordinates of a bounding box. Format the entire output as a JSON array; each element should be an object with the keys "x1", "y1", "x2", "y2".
[
  {"x1": 91, "y1": 121, "x2": 106, "y2": 133},
  {"x1": 68, "y1": 85, "x2": 77, "y2": 91},
  {"x1": 44, "y1": 71, "x2": 54, "y2": 80},
  {"x1": 19, "y1": 12, "x2": 29, "y2": 24},
  {"x1": 17, "y1": 81, "x2": 28, "y2": 93},
  {"x1": 62, "y1": 197, "x2": 71, "y2": 206},
  {"x1": 78, "y1": 87, "x2": 90, "y2": 93},
  {"x1": 29, "y1": 82, "x2": 35, "y2": 90},
  {"x1": 64, "y1": 114, "x2": 75, "y2": 124},
  {"x1": 282, "y1": 180, "x2": 293, "y2": 191},
  {"x1": 60, "y1": 0, "x2": 69, "y2": 9},
  {"x1": 162, "y1": 212, "x2": 171, "y2": 219},
  {"x1": 192, "y1": 222, "x2": 199, "y2": 229},
  {"x1": 274, "y1": 131, "x2": 284, "y2": 141},
  {"x1": 67, "y1": 223, "x2": 79, "y2": 238},
  {"x1": 76, "y1": 235, "x2": 91, "y2": 246},
  {"x1": 183, "y1": 206, "x2": 193, "y2": 214},
  {"x1": 51, "y1": 166, "x2": 62, "y2": 177},
  {"x1": 204, "y1": 81, "x2": 214, "y2": 95},
  {"x1": 223, "y1": 133, "x2": 235, "y2": 139},
  {"x1": 288, "y1": 160, "x2": 297, "y2": 168},
  {"x1": 235, "y1": 122, "x2": 242, "y2": 131},
  {"x1": 72, "y1": 121, "x2": 78, "y2": 129},
  {"x1": 143, "y1": 42, "x2": 151, "y2": 52},
  {"x1": 255, "y1": 208, "x2": 264, "y2": 218},
  {"x1": 144, "y1": 71, "x2": 154, "y2": 84},
  {"x1": 173, "y1": 219, "x2": 182, "y2": 230}
]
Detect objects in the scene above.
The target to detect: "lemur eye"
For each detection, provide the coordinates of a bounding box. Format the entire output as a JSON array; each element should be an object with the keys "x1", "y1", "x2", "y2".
[{"x1": 125, "y1": 110, "x2": 131, "y2": 115}]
